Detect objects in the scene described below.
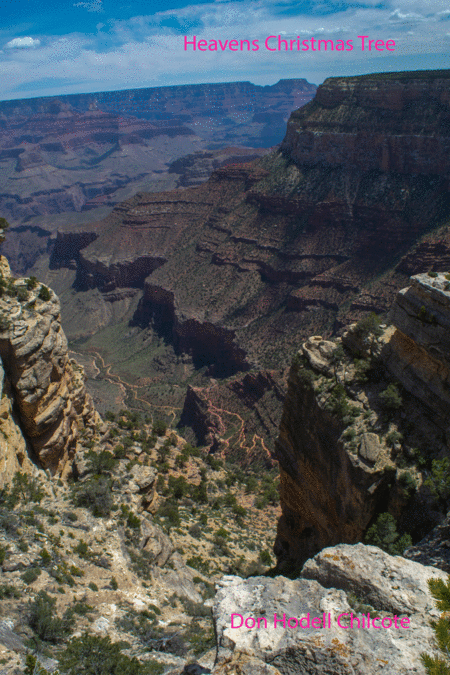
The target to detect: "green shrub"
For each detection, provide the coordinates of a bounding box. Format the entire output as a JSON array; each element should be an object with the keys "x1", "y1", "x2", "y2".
[
  {"x1": 427, "y1": 271, "x2": 438, "y2": 278},
  {"x1": 324, "y1": 383, "x2": 351, "y2": 420},
  {"x1": 26, "y1": 276, "x2": 38, "y2": 290},
  {"x1": 206, "y1": 454, "x2": 222, "y2": 471},
  {"x1": 354, "y1": 313, "x2": 382, "y2": 341},
  {"x1": 39, "y1": 548, "x2": 52, "y2": 565},
  {"x1": 0, "y1": 312, "x2": 10, "y2": 331},
  {"x1": 0, "y1": 584, "x2": 20, "y2": 599},
  {"x1": 152, "y1": 420, "x2": 167, "y2": 436},
  {"x1": 168, "y1": 475, "x2": 188, "y2": 500},
  {"x1": 38, "y1": 285, "x2": 51, "y2": 301},
  {"x1": 398, "y1": 471, "x2": 416, "y2": 496},
  {"x1": 379, "y1": 384, "x2": 403, "y2": 411},
  {"x1": 27, "y1": 590, "x2": 73, "y2": 642},
  {"x1": 58, "y1": 633, "x2": 156, "y2": 674},
  {"x1": 21, "y1": 568, "x2": 42, "y2": 584},
  {"x1": 127, "y1": 512, "x2": 141, "y2": 529},
  {"x1": 385, "y1": 430, "x2": 403, "y2": 446},
  {"x1": 110, "y1": 577, "x2": 118, "y2": 590},
  {"x1": 88, "y1": 582, "x2": 99, "y2": 592},
  {"x1": 189, "y1": 524, "x2": 202, "y2": 539},
  {"x1": 85, "y1": 449, "x2": 117, "y2": 475},
  {"x1": 114, "y1": 444, "x2": 127, "y2": 459},
  {"x1": 17, "y1": 287, "x2": 29, "y2": 302},
  {"x1": 158, "y1": 501, "x2": 180, "y2": 527},
  {"x1": 259, "y1": 549, "x2": 272, "y2": 565},
  {"x1": 425, "y1": 457, "x2": 450, "y2": 508},
  {"x1": 72, "y1": 477, "x2": 113, "y2": 517},
  {"x1": 74, "y1": 540, "x2": 90, "y2": 559},
  {"x1": 421, "y1": 576, "x2": 450, "y2": 673},
  {"x1": 364, "y1": 513, "x2": 412, "y2": 555},
  {"x1": 6, "y1": 472, "x2": 45, "y2": 506},
  {"x1": 186, "y1": 555, "x2": 210, "y2": 575}
]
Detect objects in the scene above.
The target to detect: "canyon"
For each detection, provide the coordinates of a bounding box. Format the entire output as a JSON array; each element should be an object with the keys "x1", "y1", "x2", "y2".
[
  {"x1": 2, "y1": 71, "x2": 450, "y2": 674},
  {"x1": 14, "y1": 69, "x2": 450, "y2": 465},
  {"x1": 0, "y1": 78, "x2": 315, "y2": 231}
]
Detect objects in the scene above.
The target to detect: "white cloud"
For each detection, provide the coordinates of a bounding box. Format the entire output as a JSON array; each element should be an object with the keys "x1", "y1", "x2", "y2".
[
  {"x1": 4, "y1": 37, "x2": 41, "y2": 49},
  {"x1": 2, "y1": 0, "x2": 450, "y2": 99}
]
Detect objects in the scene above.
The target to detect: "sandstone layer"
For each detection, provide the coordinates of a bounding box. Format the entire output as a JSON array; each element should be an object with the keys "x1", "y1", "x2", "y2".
[
  {"x1": 212, "y1": 543, "x2": 445, "y2": 675},
  {"x1": 0, "y1": 255, "x2": 100, "y2": 473}
]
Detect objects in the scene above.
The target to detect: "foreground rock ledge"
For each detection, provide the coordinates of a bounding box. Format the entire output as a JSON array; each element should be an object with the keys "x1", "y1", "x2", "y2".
[{"x1": 212, "y1": 543, "x2": 446, "y2": 674}]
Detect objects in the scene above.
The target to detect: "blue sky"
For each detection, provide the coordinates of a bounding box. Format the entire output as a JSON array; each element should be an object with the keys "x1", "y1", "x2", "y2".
[{"x1": 1, "y1": 0, "x2": 450, "y2": 100}]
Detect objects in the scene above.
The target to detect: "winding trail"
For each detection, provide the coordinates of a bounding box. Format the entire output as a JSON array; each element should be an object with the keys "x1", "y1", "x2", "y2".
[
  {"x1": 207, "y1": 402, "x2": 271, "y2": 459},
  {"x1": 77, "y1": 349, "x2": 181, "y2": 424}
]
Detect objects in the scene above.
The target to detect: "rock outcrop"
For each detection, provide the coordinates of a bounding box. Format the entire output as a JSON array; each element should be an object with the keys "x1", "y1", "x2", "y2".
[
  {"x1": 0, "y1": 254, "x2": 100, "y2": 474},
  {"x1": 212, "y1": 543, "x2": 445, "y2": 675},
  {"x1": 274, "y1": 269, "x2": 450, "y2": 569},
  {"x1": 274, "y1": 336, "x2": 397, "y2": 568}
]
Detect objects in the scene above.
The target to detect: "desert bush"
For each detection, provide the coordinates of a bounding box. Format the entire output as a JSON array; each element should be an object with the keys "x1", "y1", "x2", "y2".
[
  {"x1": 38, "y1": 285, "x2": 51, "y2": 301},
  {"x1": 354, "y1": 312, "x2": 382, "y2": 340},
  {"x1": 189, "y1": 524, "x2": 202, "y2": 538},
  {"x1": 421, "y1": 576, "x2": 450, "y2": 673},
  {"x1": 21, "y1": 568, "x2": 42, "y2": 584},
  {"x1": 72, "y1": 477, "x2": 113, "y2": 517},
  {"x1": 398, "y1": 471, "x2": 417, "y2": 496},
  {"x1": 379, "y1": 384, "x2": 403, "y2": 411},
  {"x1": 425, "y1": 457, "x2": 450, "y2": 508},
  {"x1": 0, "y1": 584, "x2": 20, "y2": 599},
  {"x1": 85, "y1": 449, "x2": 117, "y2": 475},
  {"x1": 152, "y1": 420, "x2": 167, "y2": 436},
  {"x1": 27, "y1": 590, "x2": 73, "y2": 642},
  {"x1": 17, "y1": 287, "x2": 28, "y2": 302},
  {"x1": 58, "y1": 633, "x2": 159, "y2": 674},
  {"x1": 157, "y1": 500, "x2": 181, "y2": 527},
  {"x1": 206, "y1": 454, "x2": 222, "y2": 471},
  {"x1": 26, "y1": 276, "x2": 38, "y2": 290},
  {"x1": 259, "y1": 549, "x2": 272, "y2": 565}
]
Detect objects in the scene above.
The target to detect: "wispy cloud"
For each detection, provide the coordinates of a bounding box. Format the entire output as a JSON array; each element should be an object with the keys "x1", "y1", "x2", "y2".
[
  {"x1": 73, "y1": 0, "x2": 104, "y2": 13},
  {"x1": 5, "y1": 36, "x2": 41, "y2": 49}
]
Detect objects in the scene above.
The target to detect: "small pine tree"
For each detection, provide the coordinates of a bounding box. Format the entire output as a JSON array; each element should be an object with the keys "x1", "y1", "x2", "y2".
[
  {"x1": 364, "y1": 513, "x2": 412, "y2": 556},
  {"x1": 421, "y1": 576, "x2": 450, "y2": 674}
]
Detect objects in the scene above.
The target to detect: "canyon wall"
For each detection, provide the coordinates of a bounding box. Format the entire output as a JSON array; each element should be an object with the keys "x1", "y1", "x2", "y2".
[{"x1": 274, "y1": 271, "x2": 450, "y2": 569}]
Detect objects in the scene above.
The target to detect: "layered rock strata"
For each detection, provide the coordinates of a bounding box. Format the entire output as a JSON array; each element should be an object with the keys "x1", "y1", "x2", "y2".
[
  {"x1": 212, "y1": 543, "x2": 445, "y2": 675},
  {"x1": 0, "y1": 255, "x2": 100, "y2": 473}
]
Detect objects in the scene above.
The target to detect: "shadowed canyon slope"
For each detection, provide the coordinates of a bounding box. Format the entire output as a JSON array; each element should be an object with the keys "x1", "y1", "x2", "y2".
[{"x1": 24, "y1": 69, "x2": 450, "y2": 461}]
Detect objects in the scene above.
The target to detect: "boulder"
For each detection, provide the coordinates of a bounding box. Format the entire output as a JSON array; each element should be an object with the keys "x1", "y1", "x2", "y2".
[{"x1": 212, "y1": 544, "x2": 446, "y2": 674}]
